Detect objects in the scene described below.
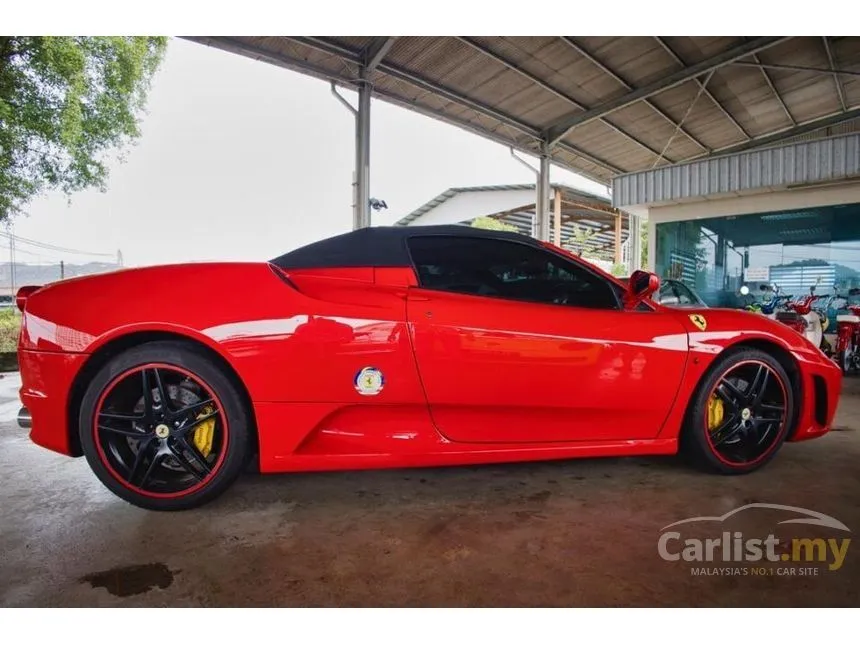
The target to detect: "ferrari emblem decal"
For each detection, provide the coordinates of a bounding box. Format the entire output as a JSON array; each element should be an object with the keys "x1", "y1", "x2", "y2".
[
  {"x1": 689, "y1": 313, "x2": 707, "y2": 331},
  {"x1": 354, "y1": 366, "x2": 384, "y2": 396}
]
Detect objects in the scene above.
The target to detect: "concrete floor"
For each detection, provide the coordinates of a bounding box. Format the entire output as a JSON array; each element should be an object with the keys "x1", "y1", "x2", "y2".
[{"x1": 1, "y1": 373, "x2": 859, "y2": 607}]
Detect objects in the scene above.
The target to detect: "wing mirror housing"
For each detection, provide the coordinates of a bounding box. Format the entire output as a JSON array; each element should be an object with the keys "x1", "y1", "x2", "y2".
[{"x1": 624, "y1": 270, "x2": 660, "y2": 308}]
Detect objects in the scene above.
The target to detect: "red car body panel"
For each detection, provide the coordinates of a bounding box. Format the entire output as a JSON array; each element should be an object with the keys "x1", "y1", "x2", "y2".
[{"x1": 18, "y1": 244, "x2": 842, "y2": 474}]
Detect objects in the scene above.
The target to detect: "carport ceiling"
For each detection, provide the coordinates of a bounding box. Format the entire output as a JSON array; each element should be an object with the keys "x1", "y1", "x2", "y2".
[{"x1": 186, "y1": 36, "x2": 860, "y2": 185}]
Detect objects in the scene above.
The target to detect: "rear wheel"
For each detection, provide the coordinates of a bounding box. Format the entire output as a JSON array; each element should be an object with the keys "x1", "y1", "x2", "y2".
[
  {"x1": 79, "y1": 341, "x2": 251, "y2": 510},
  {"x1": 681, "y1": 348, "x2": 793, "y2": 474}
]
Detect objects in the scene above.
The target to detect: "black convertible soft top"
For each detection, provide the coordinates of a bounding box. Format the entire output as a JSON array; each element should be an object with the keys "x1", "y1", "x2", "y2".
[{"x1": 270, "y1": 225, "x2": 542, "y2": 269}]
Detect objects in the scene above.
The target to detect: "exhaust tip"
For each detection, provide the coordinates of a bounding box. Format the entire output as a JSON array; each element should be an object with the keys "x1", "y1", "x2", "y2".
[{"x1": 17, "y1": 406, "x2": 31, "y2": 429}]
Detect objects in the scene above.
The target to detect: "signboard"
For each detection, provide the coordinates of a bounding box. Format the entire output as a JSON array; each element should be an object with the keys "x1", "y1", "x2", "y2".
[{"x1": 744, "y1": 266, "x2": 770, "y2": 282}]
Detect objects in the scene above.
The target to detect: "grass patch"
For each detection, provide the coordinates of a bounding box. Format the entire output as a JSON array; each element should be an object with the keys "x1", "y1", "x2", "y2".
[{"x1": 0, "y1": 308, "x2": 21, "y2": 353}]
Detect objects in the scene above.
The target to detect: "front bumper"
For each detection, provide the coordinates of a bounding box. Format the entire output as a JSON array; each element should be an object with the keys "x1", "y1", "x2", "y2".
[
  {"x1": 788, "y1": 348, "x2": 842, "y2": 441},
  {"x1": 18, "y1": 349, "x2": 88, "y2": 456}
]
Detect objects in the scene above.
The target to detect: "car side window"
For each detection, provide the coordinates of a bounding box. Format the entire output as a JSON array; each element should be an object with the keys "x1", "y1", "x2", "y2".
[
  {"x1": 658, "y1": 282, "x2": 679, "y2": 305},
  {"x1": 407, "y1": 236, "x2": 619, "y2": 310},
  {"x1": 670, "y1": 281, "x2": 696, "y2": 304}
]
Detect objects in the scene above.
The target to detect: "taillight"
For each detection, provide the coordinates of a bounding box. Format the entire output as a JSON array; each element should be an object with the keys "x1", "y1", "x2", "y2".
[{"x1": 16, "y1": 285, "x2": 40, "y2": 312}]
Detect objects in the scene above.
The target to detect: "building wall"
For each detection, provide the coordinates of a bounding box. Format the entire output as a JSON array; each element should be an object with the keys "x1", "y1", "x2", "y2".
[{"x1": 644, "y1": 182, "x2": 860, "y2": 271}]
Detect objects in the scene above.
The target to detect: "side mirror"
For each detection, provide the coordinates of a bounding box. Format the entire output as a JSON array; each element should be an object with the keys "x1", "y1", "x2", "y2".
[{"x1": 624, "y1": 270, "x2": 660, "y2": 308}]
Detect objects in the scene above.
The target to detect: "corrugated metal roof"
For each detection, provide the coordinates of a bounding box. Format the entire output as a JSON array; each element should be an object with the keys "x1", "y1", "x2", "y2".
[
  {"x1": 395, "y1": 183, "x2": 609, "y2": 226},
  {"x1": 612, "y1": 132, "x2": 860, "y2": 207},
  {"x1": 185, "y1": 36, "x2": 860, "y2": 187},
  {"x1": 394, "y1": 183, "x2": 627, "y2": 258}
]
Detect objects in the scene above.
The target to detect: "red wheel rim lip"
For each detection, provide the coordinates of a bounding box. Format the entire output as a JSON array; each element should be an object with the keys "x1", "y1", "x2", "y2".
[
  {"x1": 93, "y1": 362, "x2": 230, "y2": 500},
  {"x1": 703, "y1": 359, "x2": 789, "y2": 468}
]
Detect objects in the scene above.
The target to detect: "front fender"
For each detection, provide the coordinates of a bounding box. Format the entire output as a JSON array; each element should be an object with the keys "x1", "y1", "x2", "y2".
[{"x1": 656, "y1": 306, "x2": 841, "y2": 442}]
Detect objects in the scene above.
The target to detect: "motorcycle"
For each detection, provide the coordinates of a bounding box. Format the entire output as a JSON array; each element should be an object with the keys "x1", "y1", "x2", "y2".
[
  {"x1": 742, "y1": 283, "x2": 791, "y2": 318},
  {"x1": 835, "y1": 288, "x2": 860, "y2": 374},
  {"x1": 783, "y1": 287, "x2": 827, "y2": 349}
]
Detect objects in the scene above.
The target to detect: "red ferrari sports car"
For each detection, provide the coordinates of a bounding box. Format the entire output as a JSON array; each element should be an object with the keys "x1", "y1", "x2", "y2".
[{"x1": 17, "y1": 225, "x2": 841, "y2": 510}]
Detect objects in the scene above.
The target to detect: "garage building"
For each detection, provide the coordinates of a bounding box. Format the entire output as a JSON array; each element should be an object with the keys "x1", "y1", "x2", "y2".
[{"x1": 614, "y1": 132, "x2": 860, "y2": 309}]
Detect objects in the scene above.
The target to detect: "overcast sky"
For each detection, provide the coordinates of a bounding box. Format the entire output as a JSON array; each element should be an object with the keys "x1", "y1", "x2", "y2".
[{"x1": 10, "y1": 37, "x2": 607, "y2": 268}]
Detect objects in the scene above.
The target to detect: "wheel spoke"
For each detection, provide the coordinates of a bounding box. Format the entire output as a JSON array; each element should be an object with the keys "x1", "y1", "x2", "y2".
[
  {"x1": 759, "y1": 402, "x2": 784, "y2": 413},
  {"x1": 98, "y1": 423, "x2": 149, "y2": 438},
  {"x1": 98, "y1": 411, "x2": 149, "y2": 438},
  {"x1": 756, "y1": 422, "x2": 776, "y2": 446},
  {"x1": 715, "y1": 382, "x2": 742, "y2": 411},
  {"x1": 747, "y1": 365, "x2": 769, "y2": 405},
  {"x1": 152, "y1": 368, "x2": 171, "y2": 412},
  {"x1": 128, "y1": 438, "x2": 159, "y2": 487},
  {"x1": 174, "y1": 398, "x2": 215, "y2": 419},
  {"x1": 141, "y1": 370, "x2": 155, "y2": 418},
  {"x1": 99, "y1": 411, "x2": 145, "y2": 421},
  {"x1": 168, "y1": 437, "x2": 212, "y2": 479},
  {"x1": 182, "y1": 409, "x2": 219, "y2": 431},
  {"x1": 710, "y1": 415, "x2": 742, "y2": 446}
]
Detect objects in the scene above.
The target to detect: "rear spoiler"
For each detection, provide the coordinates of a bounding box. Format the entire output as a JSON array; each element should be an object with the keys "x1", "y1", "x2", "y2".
[{"x1": 15, "y1": 285, "x2": 42, "y2": 312}]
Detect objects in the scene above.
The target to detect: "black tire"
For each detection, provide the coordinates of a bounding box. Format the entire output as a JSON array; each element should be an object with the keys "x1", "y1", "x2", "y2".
[
  {"x1": 79, "y1": 341, "x2": 251, "y2": 510},
  {"x1": 837, "y1": 348, "x2": 854, "y2": 375},
  {"x1": 680, "y1": 347, "x2": 794, "y2": 475},
  {"x1": 838, "y1": 350, "x2": 848, "y2": 375}
]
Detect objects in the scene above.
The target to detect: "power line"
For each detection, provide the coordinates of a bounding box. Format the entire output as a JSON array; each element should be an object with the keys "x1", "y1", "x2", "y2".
[{"x1": 0, "y1": 230, "x2": 114, "y2": 257}]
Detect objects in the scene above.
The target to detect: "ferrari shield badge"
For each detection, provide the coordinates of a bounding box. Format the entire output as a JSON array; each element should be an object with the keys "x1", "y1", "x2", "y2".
[
  {"x1": 354, "y1": 366, "x2": 384, "y2": 396},
  {"x1": 689, "y1": 313, "x2": 707, "y2": 331}
]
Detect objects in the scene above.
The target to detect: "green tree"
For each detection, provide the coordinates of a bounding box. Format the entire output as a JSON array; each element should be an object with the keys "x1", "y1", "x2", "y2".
[
  {"x1": 0, "y1": 37, "x2": 167, "y2": 219},
  {"x1": 640, "y1": 219, "x2": 648, "y2": 268},
  {"x1": 471, "y1": 216, "x2": 518, "y2": 232},
  {"x1": 610, "y1": 262, "x2": 627, "y2": 277}
]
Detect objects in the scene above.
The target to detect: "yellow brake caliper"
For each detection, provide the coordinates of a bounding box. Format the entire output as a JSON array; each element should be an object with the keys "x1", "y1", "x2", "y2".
[
  {"x1": 707, "y1": 394, "x2": 724, "y2": 431},
  {"x1": 192, "y1": 404, "x2": 216, "y2": 458}
]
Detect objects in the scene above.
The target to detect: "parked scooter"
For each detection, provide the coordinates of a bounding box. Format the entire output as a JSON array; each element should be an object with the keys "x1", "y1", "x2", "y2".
[
  {"x1": 835, "y1": 287, "x2": 860, "y2": 374},
  {"x1": 784, "y1": 286, "x2": 826, "y2": 349}
]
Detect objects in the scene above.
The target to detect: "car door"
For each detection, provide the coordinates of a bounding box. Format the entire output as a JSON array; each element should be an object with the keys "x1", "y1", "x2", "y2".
[{"x1": 406, "y1": 235, "x2": 689, "y2": 444}]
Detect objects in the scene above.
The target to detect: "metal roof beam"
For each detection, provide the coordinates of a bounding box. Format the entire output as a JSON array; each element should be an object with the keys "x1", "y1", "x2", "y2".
[
  {"x1": 752, "y1": 52, "x2": 795, "y2": 126},
  {"x1": 701, "y1": 106, "x2": 860, "y2": 156},
  {"x1": 292, "y1": 36, "x2": 625, "y2": 176},
  {"x1": 362, "y1": 37, "x2": 397, "y2": 72},
  {"x1": 188, "y1": 37, "x2": 627, "y2": 179},
  {"x1": 654, "y1": 36, "x2": 751, "y2": 141},
  {"x1": 559, "y1": 37, "x2": 710, "y2": 154},
  {"x1": 293, "y1": 36, "x2": 538, "y2": 138},
  {"x1": 731, "y1": 61, "x2": 860, "y2": 78},
  {"x1": 547, "y1": 37, "x2": 789, "y2": 145},
  {"x1": 822, "y1": 37, "x2": 848, "y2": 112},
  {"x1": 455, "y1": 37, "x2": 674, "y2": 163}
]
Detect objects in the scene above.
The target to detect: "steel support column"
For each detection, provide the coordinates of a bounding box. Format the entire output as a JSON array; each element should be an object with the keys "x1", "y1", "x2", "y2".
[
  {"x1": 627, "y1": 213, "x2": 642, "y2": 274},
  {"x1": 355, "y1": 74, "x2": 372, "y2": 229},
  {"x1": 332, "y1": 76, "x2": 373, "y2": 230},
  {"x1": 534, "y1": 145, "x2": 551, "y2": 241}
]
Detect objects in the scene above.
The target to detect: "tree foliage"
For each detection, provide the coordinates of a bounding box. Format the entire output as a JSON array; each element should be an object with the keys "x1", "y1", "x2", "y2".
[
  {"x1": 471, "y1": 216, "x2": 518, "y2": 232},
  {"x1": 0, "y1": 36, "x2": 167, "y2": 220}
]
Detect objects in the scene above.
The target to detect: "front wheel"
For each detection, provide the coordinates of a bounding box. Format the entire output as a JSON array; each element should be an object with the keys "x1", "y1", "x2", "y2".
[
  {"x1": 681, "y1": 348, "x2": 794, "y2": 475},
  {"x1": 838, "y1": 346, "x2": 855, "y2": 375},
  {"x1": 79, "y1": 341, "x2": 251, "y2": 510}
]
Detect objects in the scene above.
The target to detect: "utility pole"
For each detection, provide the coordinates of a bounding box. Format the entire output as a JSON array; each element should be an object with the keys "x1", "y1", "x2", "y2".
[
  {"x1": 6, "y1": 223, "x2": 15, "y2": 295},
  {"x1": 60, "y1": 260, "x2": 65, "y2": 280}
]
